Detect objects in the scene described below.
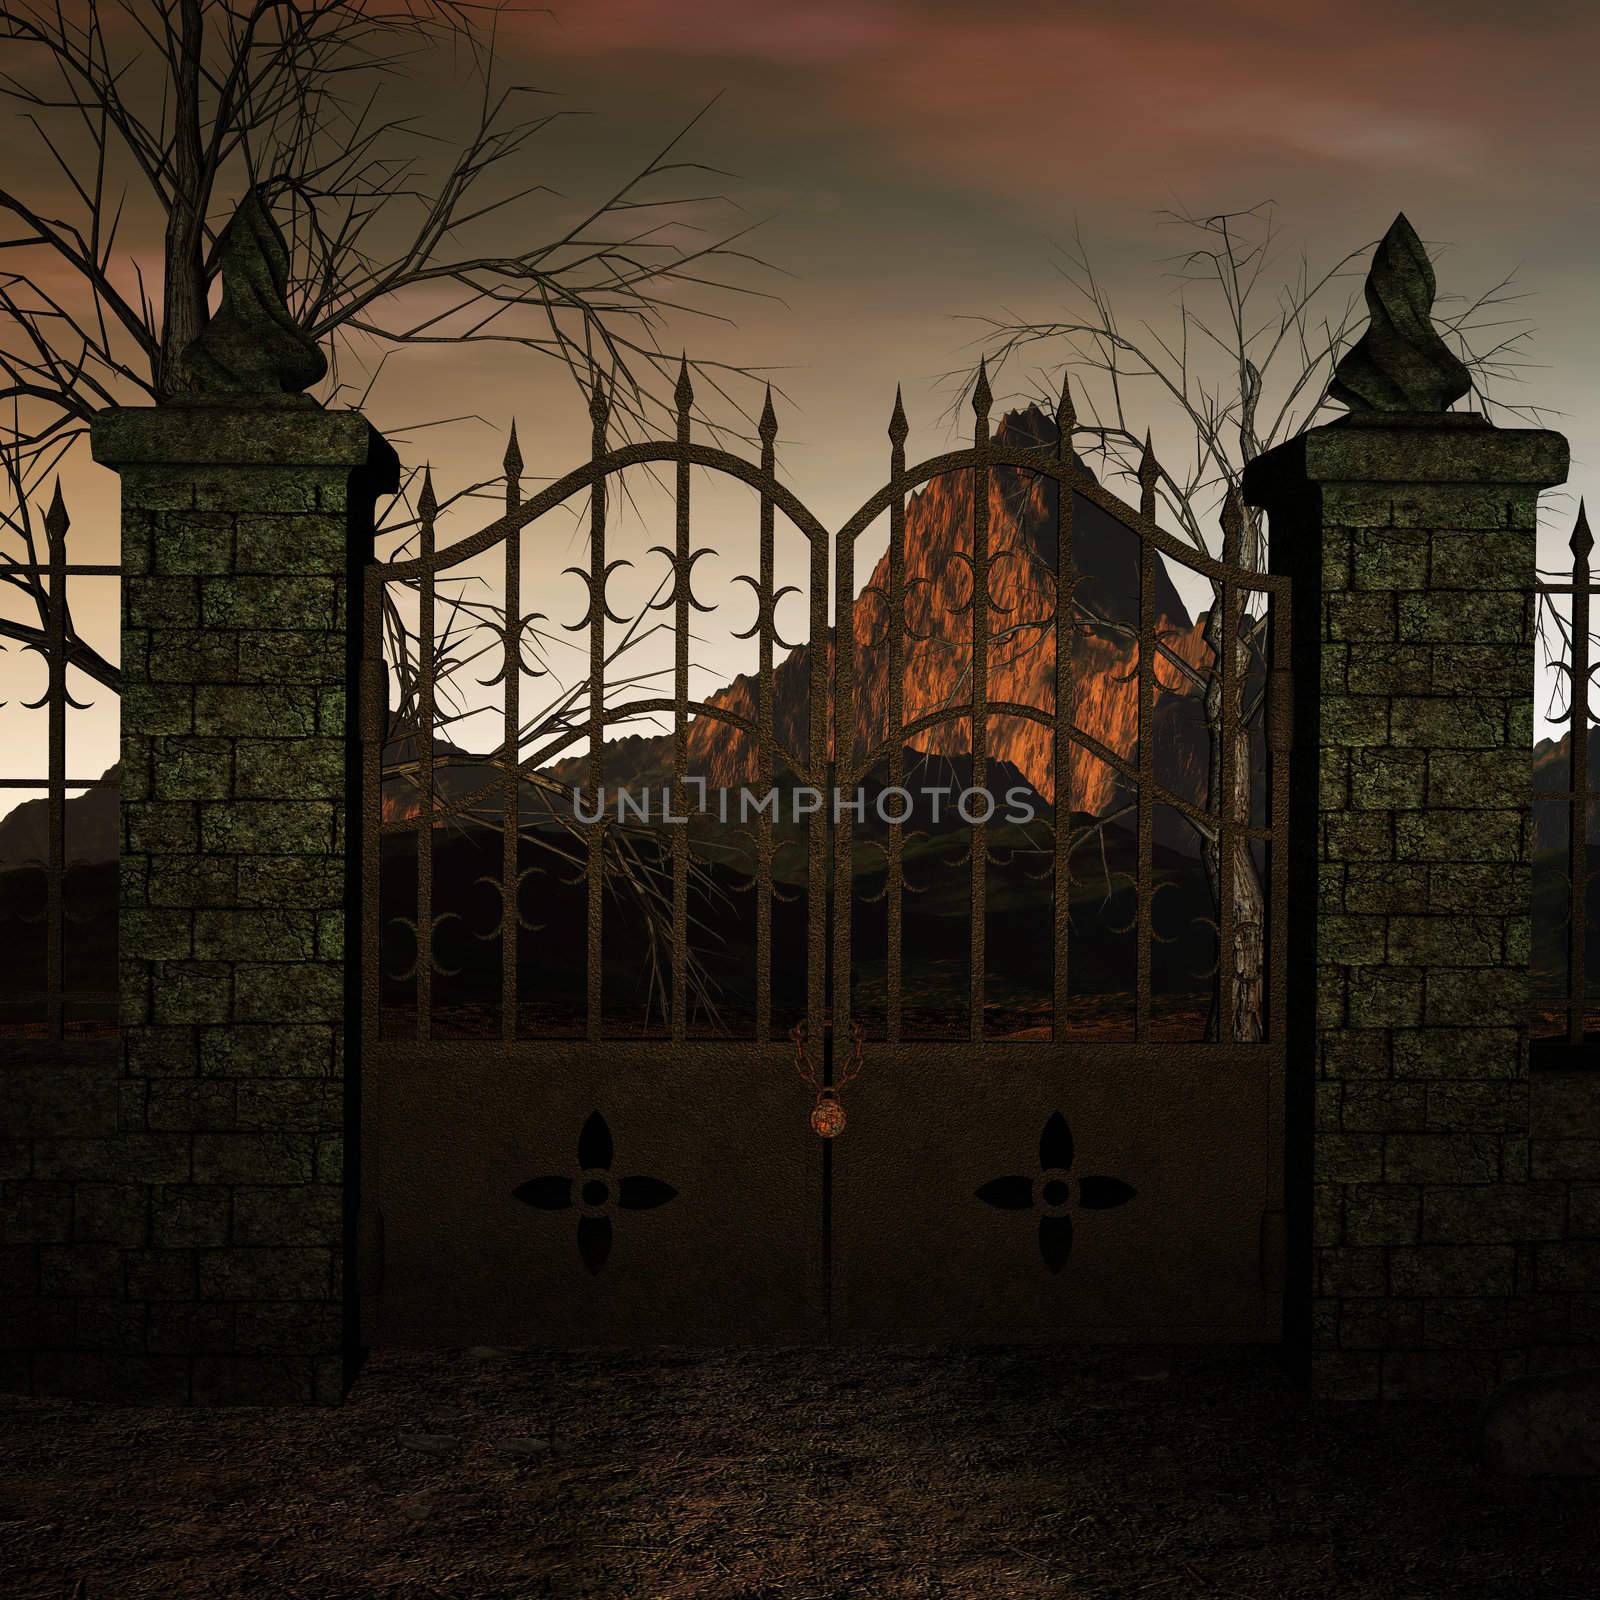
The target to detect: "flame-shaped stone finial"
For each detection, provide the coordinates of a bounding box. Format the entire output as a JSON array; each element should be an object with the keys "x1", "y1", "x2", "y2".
[
  {"x1": 1330, "y1": 214, "x2": 1471, "y2": 414},
  {"x1": 176, "y1": 186, "x2": 327, "y2": 400}
]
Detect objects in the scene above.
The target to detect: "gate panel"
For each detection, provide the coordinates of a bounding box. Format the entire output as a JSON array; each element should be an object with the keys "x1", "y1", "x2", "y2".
[
  {"x1": 360, "y1": 367, "x2": 1290, "y2": 1348},
  {"x1": 829, "y1": 1042, "x2": 1275, "y2": 1341},
  {"x1": 370, "y1": 1042, "x2": 824, "y2": 1346},
  {"x1": 824, "y1": 373, "x2": 1290, "y2": 1344}
]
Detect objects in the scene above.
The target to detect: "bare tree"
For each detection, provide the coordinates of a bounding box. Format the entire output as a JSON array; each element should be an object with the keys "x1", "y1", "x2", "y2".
[
  {"x1": 944, "y1": 202, "x2": 1559, "y2": 1041},
  {"x1": 0, "y1": 0, "x2": 787, "y2": 1030},
  {"x1": 0, "y1": 0, "x2": 783, "y2": 690}
]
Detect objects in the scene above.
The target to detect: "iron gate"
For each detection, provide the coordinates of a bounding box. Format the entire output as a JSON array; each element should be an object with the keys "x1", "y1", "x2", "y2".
[{"x1": 358, "y1": 365, "x2": 1291, "y2": 1347}]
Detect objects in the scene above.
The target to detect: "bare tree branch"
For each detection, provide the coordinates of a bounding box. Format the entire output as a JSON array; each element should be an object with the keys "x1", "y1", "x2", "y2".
[{"x1": 936, "y1": 204, "x2": 1561, "y2": 1040}]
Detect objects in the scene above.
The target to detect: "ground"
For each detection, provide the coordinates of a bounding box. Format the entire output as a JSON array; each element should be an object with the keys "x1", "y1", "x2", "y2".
[{"x1": 2, "y1": 1344, "x2": 1596, "y2": 1599}]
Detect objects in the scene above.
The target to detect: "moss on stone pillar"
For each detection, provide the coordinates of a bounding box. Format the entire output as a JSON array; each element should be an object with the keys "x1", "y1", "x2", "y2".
[{"x1": 1246, "y1": 379, "x2": 1568, "y2": 1403}]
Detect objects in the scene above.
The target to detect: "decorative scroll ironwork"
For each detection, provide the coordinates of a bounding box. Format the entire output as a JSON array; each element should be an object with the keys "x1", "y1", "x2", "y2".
[{"x1": 360, "y1": 362, "x2": 1292, "y2": 1057}]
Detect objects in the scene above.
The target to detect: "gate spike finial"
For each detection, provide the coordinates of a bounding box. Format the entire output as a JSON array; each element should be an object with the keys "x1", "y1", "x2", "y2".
[
  {"x1": 1137, "y1": 430, "x2": 1159, "y2": 520},
  {"x1": 1571, "y1": 500, "x2": 1592, "y2": 567},
  {"x1": 588, "y1": 373, "x2": 609, "y2": 433},
  {"x1": 888, "y1": 384, "x2": 908, "y2": 447},
  {"x1": 674, "y1": 352, "x2": 693, "y2": 416},
  {"x1": 759, "y1": 384, "x2": 778, "y2": 445},
  {"x1": 44, "y1": 477, "x2": 69, "y2": 547},
  {"x1": 503, "y1": 421, "x2": 523, "y2": 482},
  {"x1": 1054, "y1": 371, "x2": 1076, "y2": 441},
  {"x1": 418, "y1": 464, "x2": 437, "y2": 524},
  {"x1": 972, "y1": 357, "x2": 992, "y2": 421}
]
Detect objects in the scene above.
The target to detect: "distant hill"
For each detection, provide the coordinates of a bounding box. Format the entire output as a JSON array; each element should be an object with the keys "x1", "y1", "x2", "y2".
[
  {"x1": 541, "y1": 405, "x2": 1222, "y2": 856},
  {"x1": 0, "y1": 763, "x2": 119, "y2": 871},
  {"x1": 1532, "y1": 725, "x2": 1600, "y2": 852},
  {"x1": 1, "y1": 405, "x2": 1239, "y2": 870}
]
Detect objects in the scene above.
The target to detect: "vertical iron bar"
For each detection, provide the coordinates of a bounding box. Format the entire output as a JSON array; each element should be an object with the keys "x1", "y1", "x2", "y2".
[
  {"x1": 587, "y1": 383, "x2": 609, "y2": 1043},
  {"x1": 361, "y1": 569, "x2": 385, "y2": 1050},
  {"x1": 1052, "y1": 380, "x2": 1075, "y2": 1041},
  {"x1": 1265, "y1": 578, "x2": 1293, "y2": 1279},
  {"x1": 833, "y1": 501, "x2": 855, "y2": 1051},
  {"x1": 887, "y1": 389, "x2": 908, "y2": 1044},
  {"x1": 1135, "y1": 440, "x2": 1158, "y2": 1042},
  {"x1": 672, "y1": 359, "x2": 692, "y2": 1043},
  {"x1": 1218, "y1": 495, "x2": 1241, "y2": 1043},
  {"x1": 415, "y1": 469, "x2": 436, "y2": 1041},
  {"x1": 45, "y1": 483, "x2": 67, "y2": 1039},
  {"x1": 822, "y1": 748, "x2": 835, "y2": 1334},
  {"x1": 1267, "y1": 635, "x2": 1293, "y2": 1044},
  {"x1": 359, "y1": 539, "x2": 386, "y2": 1293},
  {"x1": 502, "y1": 425, "x2": 523, "y2": 1042},
  {"x1": 969, "y1": 360, "x2": 991, "y2": 1044},
  {"x1": 757, "y1": 390, "x2": 778, "y2": 1043},
  {"x1": 1569, "y1": 504, "x2": 1592, "y2": 1046},
  {"x1": 807, "y1": 466, "x2": 829, "y2": 1056}
]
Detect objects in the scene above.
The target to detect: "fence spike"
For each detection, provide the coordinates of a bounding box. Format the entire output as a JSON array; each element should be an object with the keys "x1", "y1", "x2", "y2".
[
  {"x1": 674, "y1": 352, "x2": 694, "y2": 417},
  {"x1": 888, "y1": 384, "x2": 908, "y2": 447},
  {"x1": 759, "y1": 384, "x2": 778, "y2": 444},
  {"x1": 972, "y1": 357, "x2": 992, "y2": 422},
  {"x1": 418, "y1": 464, "x2": 437, "y2": 524},
  {"x1": 588, "y1": 375, "x2": 610, "y2": 434},
  {"x1": 1571, "y1": 499, "x2": 1592, "y2": 565},
  {"x1": 1055, "y1": 372, "x2": 1076, "y2": 442},
  {"x1": 1137, "y1": 430, "x2": 1159, "y2": 521},
  {"x1": 44, "y1": 477, "x2": 69, "y2": 547},
  {"x1": 503, "y1": 423, "x2": 523, "y2": 515}
]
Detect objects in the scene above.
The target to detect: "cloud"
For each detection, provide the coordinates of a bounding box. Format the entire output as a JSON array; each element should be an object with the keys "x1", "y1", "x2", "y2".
[
  {"x1": 524, "y1": 0, "x2": 909, "y2": 65},
  {"x1": 510, "y1": 0, "x2": 1599, "y2": 206}
]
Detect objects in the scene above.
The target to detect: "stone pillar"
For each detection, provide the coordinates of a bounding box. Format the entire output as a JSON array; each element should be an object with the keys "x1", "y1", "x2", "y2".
[
  {"x1": 83, "y1": 403, "x2": 394, "y2": 1404},
  {"x1": 1244, "y1": 215, "x2": 1571, "y2": 1400},
  {"x1": 4, "y1": 186, "x2": 398, "y2": 1406}
]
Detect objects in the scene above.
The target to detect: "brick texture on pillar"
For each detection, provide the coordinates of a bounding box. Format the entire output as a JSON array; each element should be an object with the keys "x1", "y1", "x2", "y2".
[
  {"x1": 1246, "y1": 412, "x2": 1576, "y2": 1400},
  {"x1": 46, "y1": 401, "x2": 397, "y2": 1406}
]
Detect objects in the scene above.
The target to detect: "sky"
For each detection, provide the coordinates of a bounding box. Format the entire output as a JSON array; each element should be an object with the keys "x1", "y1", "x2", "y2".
[{"x1": 3, "y1": 0, "x2": 1599, "y2": 814}]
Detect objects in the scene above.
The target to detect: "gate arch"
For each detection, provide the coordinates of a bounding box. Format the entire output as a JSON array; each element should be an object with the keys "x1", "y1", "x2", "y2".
[{"x1": 359, "y1": 359, "x2": 1292, "y2": 1346}]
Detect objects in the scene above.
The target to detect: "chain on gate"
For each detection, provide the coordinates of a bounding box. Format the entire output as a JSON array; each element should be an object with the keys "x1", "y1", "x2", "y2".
[{"x1": 789, "y1": 1014, "x2": 866, "y2": 1138}]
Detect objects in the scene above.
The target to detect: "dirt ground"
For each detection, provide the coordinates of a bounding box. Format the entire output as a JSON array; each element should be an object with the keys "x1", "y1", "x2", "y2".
[{"x1": 2, "y1": 1343, "x2": 1596, "y2": 1600}]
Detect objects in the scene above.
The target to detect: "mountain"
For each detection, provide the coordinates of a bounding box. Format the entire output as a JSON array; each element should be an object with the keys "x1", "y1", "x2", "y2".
[
  {"x1": 0, "y1": 763, "x2": 120, "y2": 870},
  {"x1": 1532, "y1": 725, "x2": 1600, "y2": 852},
  {"x1": 547, "y1": 404, "x2": 1218, "y2": 851},
  {"x1": 8, "y1": 407, "x2": 1221, "y2": 863}
]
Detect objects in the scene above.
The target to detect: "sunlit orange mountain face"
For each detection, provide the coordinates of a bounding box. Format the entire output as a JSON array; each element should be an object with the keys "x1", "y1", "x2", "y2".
[
  {"x1": 0, "y1": 410, "x2": 1262, "y2": 1039},
  {"x1": 365, "y1": 407, "x2": 1252, "y2": 1041},
  {"x1": 537, "y1": 406, "x2": 1216, "y2": 835}
]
